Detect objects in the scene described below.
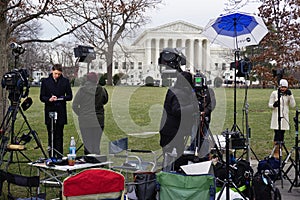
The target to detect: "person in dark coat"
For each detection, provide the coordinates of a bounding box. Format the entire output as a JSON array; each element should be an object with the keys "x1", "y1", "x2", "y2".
[
  {"x1": 72, "y1": 72, "x2": 108, "y2": 155},
  {"x1": 190, "y1": 71, "x2": 216, "y2": 158},
  {"x1": 159, "y1": 71, "x2": 199, "y2": 171},
  {"x1": 40, "y1": 64, "x2": 73, "y2": 158}
]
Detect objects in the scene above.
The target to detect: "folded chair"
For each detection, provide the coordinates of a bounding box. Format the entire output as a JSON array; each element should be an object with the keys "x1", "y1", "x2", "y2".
[
  {"x1": 5, "y1": 171, "x2": 45, "y2": 200},
  {"x1": 108, "y1": 137, "x2": 157, "y2": 173},
  {"x1": 62, "y1": 168, "x2": 125, "y2": 200}
]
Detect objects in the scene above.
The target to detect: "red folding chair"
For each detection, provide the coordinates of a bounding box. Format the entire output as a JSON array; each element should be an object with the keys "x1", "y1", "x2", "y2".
[{"x1": 62, "y1": 168, "x2": 125, "y2": 200}]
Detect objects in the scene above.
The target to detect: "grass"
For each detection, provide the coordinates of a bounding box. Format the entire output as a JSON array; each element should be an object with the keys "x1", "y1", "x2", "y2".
[{"x1": 1, "y1": 85, "x2": 300, "y2": 198}]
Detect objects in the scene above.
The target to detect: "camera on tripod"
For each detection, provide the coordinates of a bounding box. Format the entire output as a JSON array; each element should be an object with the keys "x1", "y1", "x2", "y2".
[
  {"x1": 193, "y1": 70, "x2": 207, "y2": 93},
  {"x1": 158, "y1": 48, "x2": 186, "y2": 72},
  {"x1": 1, "y1": 68, "x2": 30, "y2": 101}
]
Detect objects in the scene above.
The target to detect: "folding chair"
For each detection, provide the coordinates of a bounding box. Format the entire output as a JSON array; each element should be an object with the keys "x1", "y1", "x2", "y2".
[
  {"x1": 62, "y1": 168, "x2": 125, "y2": 200},
  {"x1": 108, "y1": 137, "x2": 157, "y2": 173},
  {"x1": 5, "y1": 171, "x2": 45, "y2": 200}
]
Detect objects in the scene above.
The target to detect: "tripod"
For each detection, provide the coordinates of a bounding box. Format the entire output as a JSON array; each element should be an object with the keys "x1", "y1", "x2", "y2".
[
  {"x1": 288, "y1": 108, "x2": 300, "y2": 192},
  {"x1": 0, "y1": 96, "x2": 47, "y2": 170},
  {"x1": 217, "y1": 129, "x2": 248, "y2": 200},
  {"x1": 241, "y1": 78, "x2": 259, "y2": 163}
]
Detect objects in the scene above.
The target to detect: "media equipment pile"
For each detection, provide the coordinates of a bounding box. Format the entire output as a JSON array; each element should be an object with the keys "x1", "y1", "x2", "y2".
[{"x1": 0, "y1": 43, "x2": 47, "y2": 170}]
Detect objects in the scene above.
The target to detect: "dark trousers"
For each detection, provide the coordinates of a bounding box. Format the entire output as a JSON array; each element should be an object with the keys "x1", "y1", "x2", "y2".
[
  {"x1": 47, "y1": 123, "x2": 64, "y2": 158},
  {"x1": 274, "y1": 129, "x2": 285, "y2": 142},
  {"x1": 80, "y1": 125, "x2": 104, "y2": 155}
]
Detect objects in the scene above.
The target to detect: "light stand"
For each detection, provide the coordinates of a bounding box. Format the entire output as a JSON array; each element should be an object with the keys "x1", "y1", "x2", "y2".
[
  {"x1": 232, "y1": 50, "x2": 241, "y2": 132},
  {"x1": 275, "y1": 83, "x2": 284, "y2": 187},
  {"x1": 242, "y1": 78, "x2": 259, "y2": 163},
  {"x1": 217, "y1": 129, "x2": 248, "y2": 200},
  {"x1": 288, "y1": 109, "x2": 300, "y2": 192}
]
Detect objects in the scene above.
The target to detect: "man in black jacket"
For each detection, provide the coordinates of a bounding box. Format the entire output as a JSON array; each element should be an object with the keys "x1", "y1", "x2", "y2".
[
  {"x1": 159, "y1": 71, "x2": 199, "y2": 171},
  {"x1": 72, "y1": 72, "x2": 108, "y2": 155},
  {"x1": 40, "y1": 64, "x2": 73, "y2": 158},
  {"x1": 190, "y1": 71, "x2": 216, "y2": 158}
]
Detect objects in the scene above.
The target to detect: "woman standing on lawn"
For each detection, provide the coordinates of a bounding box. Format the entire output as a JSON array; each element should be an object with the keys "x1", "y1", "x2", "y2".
[{"x1": 268, "y1": 79, "x2": 295, "y2": 159}]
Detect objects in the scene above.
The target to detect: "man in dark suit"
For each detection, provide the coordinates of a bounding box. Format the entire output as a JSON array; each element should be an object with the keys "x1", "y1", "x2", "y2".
[{"x1": 40, "y1": 64, "x2": 73, "y2": 158}]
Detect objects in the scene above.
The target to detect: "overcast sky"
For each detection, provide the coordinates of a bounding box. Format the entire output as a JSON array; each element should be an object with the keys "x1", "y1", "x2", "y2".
[
  {"x1": 145, "y1": 0, "x2": 262, "y2": 28},
  {"x1": 41, "y1": 0, "x2": 262, "y2": 40}
]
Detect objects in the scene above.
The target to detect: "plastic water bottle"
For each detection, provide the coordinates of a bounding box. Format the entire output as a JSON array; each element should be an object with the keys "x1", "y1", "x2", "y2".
[
  {"x1": 170, "y1": 147, "x2": 177, "y2": 172},
  {"x1": 69, "y1": 136, "x2": 76, "y2": 155}
]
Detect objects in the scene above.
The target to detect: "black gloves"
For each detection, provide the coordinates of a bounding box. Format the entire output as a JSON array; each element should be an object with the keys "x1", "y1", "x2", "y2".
[
  {"x1": 273, "y1": 101, "x2": 279, "y2": 108},
  {"x1": 285, "y1": 89, "x2": 292, "y2": 96}
]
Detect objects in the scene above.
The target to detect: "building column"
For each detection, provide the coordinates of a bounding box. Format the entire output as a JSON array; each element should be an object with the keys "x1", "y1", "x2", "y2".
[
  {"x1": 155, "y1": 39, "x2": 160, "y2": 66},
  {"x1": 189, "y1": 39, "x2": 194, "y2": 72},
  {"x1": 163, "y1": 39, "x2": 168, "y2": 49},
  {"x1": 172, "y1": 39, "x2": 177, "y2": 48},
  {"x1": 145, "y1": 39, "x2": 151, "y2": 66},
  {"x1": 198, "y1": 39, "x2": 202, "y2": 72}
]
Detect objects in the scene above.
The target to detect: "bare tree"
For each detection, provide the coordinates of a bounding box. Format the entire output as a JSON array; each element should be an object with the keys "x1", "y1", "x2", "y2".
[
  {"x1": 0, "y1": 0, "x2": 92, "y2": 119},
  {"x1": 68, "y1": 0, "x2": 162, "y2": 85}
]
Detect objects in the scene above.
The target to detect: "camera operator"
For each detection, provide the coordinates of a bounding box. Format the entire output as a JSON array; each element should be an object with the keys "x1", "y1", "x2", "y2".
[
  {"x1": 40, "y1": 64, "x2": 73, "y2": 158},
  {"x1": 268, "y1": 79, "x2": 295, "y2": 159},
  {"x1": 159, "y1": 71, "x2": 199, "y2": 172},
  {"x1": 189, "y1": 71, "x2": 216, "y2": 159}
]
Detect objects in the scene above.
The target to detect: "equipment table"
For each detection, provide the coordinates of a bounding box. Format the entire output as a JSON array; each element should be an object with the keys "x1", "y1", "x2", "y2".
[{"x1": 28, "y1": 161, "x2": 112, "y2": 187}]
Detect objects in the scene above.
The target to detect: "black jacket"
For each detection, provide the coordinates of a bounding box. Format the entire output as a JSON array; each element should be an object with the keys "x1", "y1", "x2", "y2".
[
  {"x1": 40, "y1": 74, "x2": 73, "y2": 125},
  {"x1": 72, "y1": 81, "x2": 108, "y2": 128},
  {"x1": 159, "y1": 82, "x2": 199, "y2": 148}
]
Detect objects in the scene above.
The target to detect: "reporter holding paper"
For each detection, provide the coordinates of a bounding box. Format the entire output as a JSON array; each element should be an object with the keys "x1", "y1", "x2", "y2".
[{"x1": 40, "y1": 64, "x2": 73, "y2": 158}]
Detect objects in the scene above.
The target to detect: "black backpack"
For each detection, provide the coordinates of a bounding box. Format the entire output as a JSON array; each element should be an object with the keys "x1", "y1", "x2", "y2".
[{"x1": 253, "y1": 172, "x2": 281, "y2": 200}]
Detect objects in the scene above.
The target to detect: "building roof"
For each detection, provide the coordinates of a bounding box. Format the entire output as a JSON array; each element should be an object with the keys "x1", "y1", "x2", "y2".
[{"x1": 132, "y1": 20, "x2": 204, "y2": 46}]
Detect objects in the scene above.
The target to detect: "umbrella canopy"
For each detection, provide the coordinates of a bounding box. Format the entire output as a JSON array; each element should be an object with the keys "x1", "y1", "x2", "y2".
[{"x1": 202, "y1": 11, "x2": 268, "y2": 49}]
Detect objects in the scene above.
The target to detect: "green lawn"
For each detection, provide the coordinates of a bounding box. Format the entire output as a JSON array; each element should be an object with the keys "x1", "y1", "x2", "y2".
[{"x1": 1, "y1": 85, "x2": 300, "y2": 198}]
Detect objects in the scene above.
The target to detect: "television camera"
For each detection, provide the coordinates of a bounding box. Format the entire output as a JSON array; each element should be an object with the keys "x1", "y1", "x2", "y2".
[
  {"x1": 194, "y1": 70, "x2": 207, "y2": 94},
  {"x1": 158, "y1": 48, "x2": 186, "y2": 72},
  {"x1": 1, "y1": 68, "x2": 30, "y2": 102},
  {"x1": 231, "y1": 57, "x2": 252, "y2": 77},
  {"x1": 10, "y1": 42, "x2": 25, "y2": 56}
]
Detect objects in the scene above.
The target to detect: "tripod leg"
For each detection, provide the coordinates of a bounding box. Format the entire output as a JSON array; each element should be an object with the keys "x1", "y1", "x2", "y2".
[{"x1": 19, "y1": 108, "x2": 48, "y2": 159}]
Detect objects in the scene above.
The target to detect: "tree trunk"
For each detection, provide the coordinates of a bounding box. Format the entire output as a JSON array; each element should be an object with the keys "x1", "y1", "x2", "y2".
[
  {"x1": 0, "y1": 12, "x2": 9, "y2": 122},
  {"x1": 106, "y1": 45, "x2": 114, "y2": 86}
]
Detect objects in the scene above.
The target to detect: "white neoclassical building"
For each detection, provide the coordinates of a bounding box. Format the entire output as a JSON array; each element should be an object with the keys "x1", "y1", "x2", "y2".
[{"x1": 77, "y1": 20, "x2": 233, "y2": 86}]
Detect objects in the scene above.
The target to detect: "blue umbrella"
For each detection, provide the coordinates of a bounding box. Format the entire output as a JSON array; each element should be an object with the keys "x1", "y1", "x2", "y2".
[{"x1": 202, "y1": 11, "x2": 268, "y2": 49}]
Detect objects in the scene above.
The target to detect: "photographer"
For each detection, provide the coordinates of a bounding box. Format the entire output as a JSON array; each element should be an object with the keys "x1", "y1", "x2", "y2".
[
  {"x1": 159, "y1": 71, "x2": 199, "y2": 172},
  {"x1": 189, "y1": 71, "x2": 216, "y2": 159},
  {"x1": 268, "y1": 79, "x2": 295, "y2": 159}
]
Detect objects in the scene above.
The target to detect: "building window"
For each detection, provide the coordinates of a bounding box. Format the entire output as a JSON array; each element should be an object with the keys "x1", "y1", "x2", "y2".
[
  {"x1": 130, "y1": 75, "x2": 134, "y2": 78},
  {"x1": 222, "y1": 63, "x2": 226, "y2": 70},
  {"x1": 138, "y1": 62, "x2": 142, "y2": 69},
  {"x1": 99, "y1": 62, "x2": 103, "y2": 70},
  {"x1": 130, "y1": 62, "x2": 134, "y2": 69},
  {"x1": 114, "y1": 62, "x2": 118, "y2": 69},
  {"x1": 215, "y1": 63, "x2": 218, "y2": 70},
  {"x1": 122, "y1": 62, "x2": 126, "y2": 69}
]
